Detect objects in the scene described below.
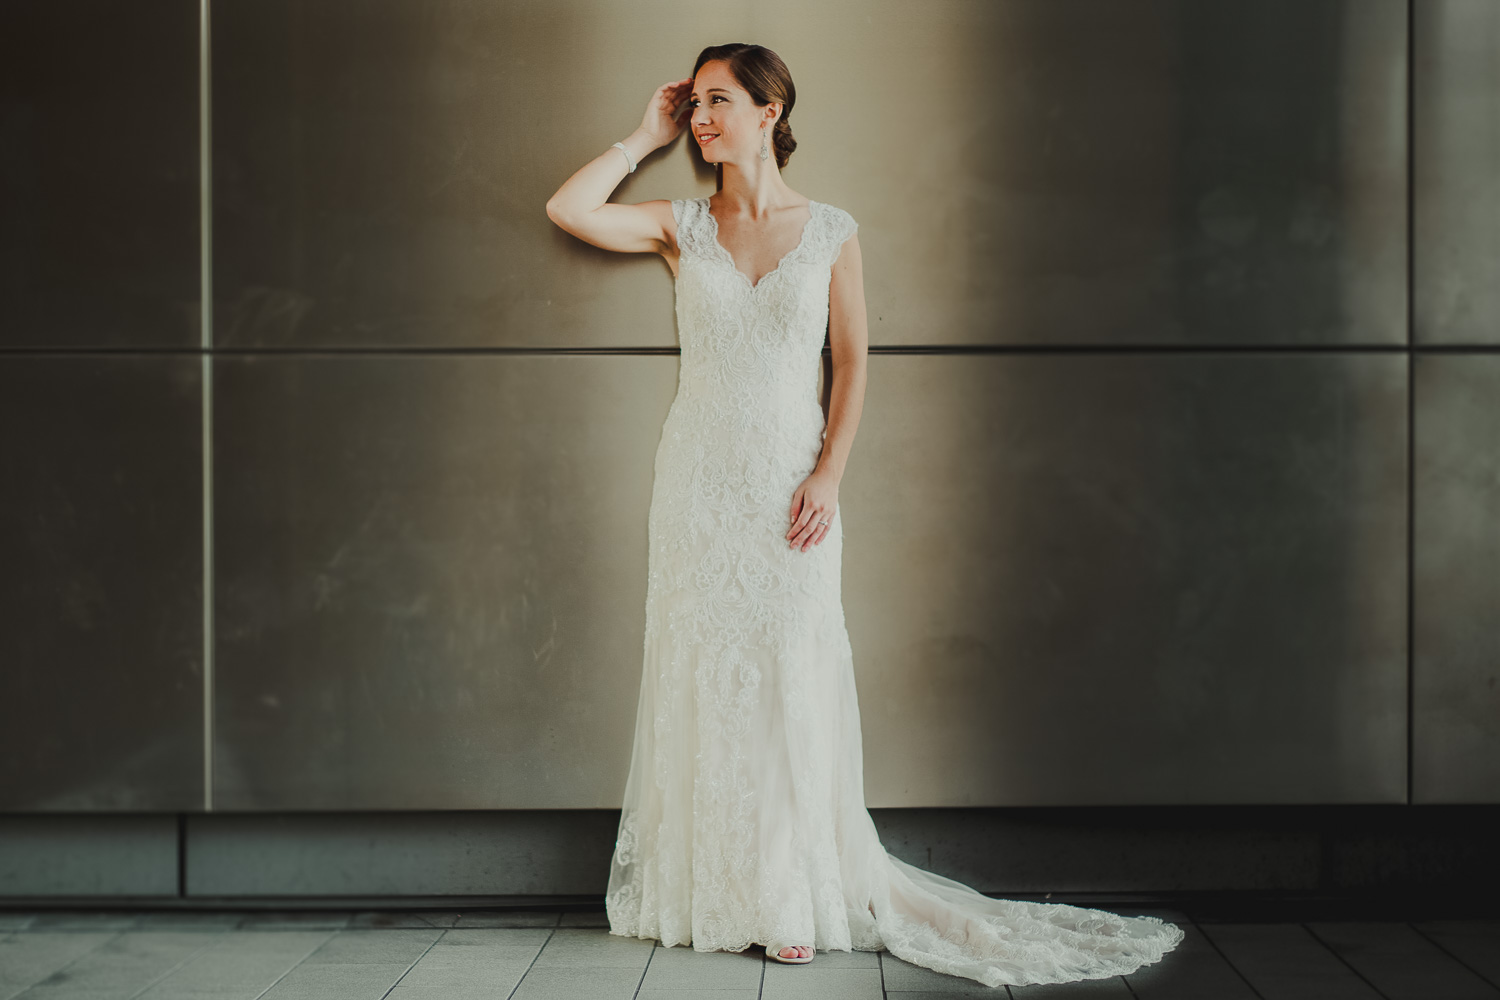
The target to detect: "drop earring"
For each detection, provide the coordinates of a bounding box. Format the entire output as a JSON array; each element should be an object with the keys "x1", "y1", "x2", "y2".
[{"x1": 760, "y1": 124, "x2": 769, "y2": 161}]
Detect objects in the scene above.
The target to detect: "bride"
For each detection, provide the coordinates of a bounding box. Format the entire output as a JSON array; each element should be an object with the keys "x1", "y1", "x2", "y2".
[{"x1": 545, "y1": 42, "x2": 1184, "y2": 988}]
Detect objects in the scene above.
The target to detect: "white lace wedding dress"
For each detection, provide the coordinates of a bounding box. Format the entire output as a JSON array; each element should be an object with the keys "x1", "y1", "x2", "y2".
[{"x1": 604, "y1": 195, "x2": 1186, "y2": 988}]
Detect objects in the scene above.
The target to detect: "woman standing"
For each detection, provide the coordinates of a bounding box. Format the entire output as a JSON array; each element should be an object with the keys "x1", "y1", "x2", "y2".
[{"x1": 545, "y1": 42, "x2": 1184, "y2": 989}]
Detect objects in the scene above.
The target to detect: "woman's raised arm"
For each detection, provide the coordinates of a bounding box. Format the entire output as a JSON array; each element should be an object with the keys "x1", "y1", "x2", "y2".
[{"x1": 545, "y1": 78, "x2": 694, "y2": 254}]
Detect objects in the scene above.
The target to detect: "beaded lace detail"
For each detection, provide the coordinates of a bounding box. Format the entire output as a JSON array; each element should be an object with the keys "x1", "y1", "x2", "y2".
[{"x1": 603, "y1": 196, "x2": 1185, "y2": 987}]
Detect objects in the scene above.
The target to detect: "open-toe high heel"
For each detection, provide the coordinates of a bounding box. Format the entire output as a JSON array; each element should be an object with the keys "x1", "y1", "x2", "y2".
[{"x1": 765, "y1": 941, "x2": 815, "y2": 964}]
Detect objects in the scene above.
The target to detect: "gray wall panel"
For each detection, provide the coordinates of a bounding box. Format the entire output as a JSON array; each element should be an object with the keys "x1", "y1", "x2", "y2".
[
  {"x1": 0, "y1": 815, "x2": 179, "y2": 897},
  {"x1": 769, "y1": 0, "x2": 1407, "y2": 348},
  {"x1": 0, "y1": 357, "x2": 203, "y2": 811},
  {"x1": 843, "y1": 353, "x2": 1408, "y2": 805},
  {"x1": 186, "y1": 812, "x2": 617, "y2": 897},
  {"x1": 211, "y1": 0, "x2": 743, "y2": 350},
  {"x1": 1414, "y1": 355, "x2": 1500, "y2": 802},
  {"x1": 0, "y1": 0, "x2": 200, "y2": 349},
  {"x1": 1415, "y1": 0, "x2": 1500, "y2": 345},
  {"x1": 213, "y1": 354, "x2": 674, "y2": 809}
]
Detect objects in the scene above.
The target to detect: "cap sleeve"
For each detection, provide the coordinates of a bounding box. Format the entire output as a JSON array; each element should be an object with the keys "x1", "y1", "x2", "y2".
[
  {"x1": 670, "y1": 198, "x2": 710, "y2": 259},
  {"x1": 822, "y1": 204, "x2": 859, "y2": 265}
]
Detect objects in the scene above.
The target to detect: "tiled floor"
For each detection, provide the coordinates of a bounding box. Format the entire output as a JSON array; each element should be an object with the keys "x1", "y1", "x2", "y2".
[{"x1": 0, "y1": 904, "x2": 1496, "y2": 999}]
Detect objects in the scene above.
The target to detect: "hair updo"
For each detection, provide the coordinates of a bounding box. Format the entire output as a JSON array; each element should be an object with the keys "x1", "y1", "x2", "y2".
[{"x1": 691, "y1": 43, "x2": 798, "y2": 171}]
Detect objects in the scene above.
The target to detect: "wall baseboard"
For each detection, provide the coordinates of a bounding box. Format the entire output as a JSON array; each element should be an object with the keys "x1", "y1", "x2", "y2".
[{"x1": 1, "y1": 805, "x2": 1494, "y2": 902}]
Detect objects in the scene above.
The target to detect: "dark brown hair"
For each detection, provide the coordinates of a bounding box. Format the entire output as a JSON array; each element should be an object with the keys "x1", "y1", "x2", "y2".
[{"x1": 691, "y1": 43, "x2": 798, "y2": 173}]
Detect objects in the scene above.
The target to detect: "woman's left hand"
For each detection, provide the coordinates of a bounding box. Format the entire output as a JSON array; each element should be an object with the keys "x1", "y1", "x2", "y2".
[{"x1": 787, "y1": 467, "x2": 839, "y2": 552}]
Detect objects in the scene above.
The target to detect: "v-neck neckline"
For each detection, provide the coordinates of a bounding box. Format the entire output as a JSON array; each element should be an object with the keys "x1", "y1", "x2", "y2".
[{"x1": 702, "y1": 197, "x2": 818, "y2": 293}]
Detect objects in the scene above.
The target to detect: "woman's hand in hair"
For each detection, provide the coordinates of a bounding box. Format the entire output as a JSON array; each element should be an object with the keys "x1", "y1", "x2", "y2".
[{"x1": 641, "y1": 78, "x2": 695, "y2": 148}]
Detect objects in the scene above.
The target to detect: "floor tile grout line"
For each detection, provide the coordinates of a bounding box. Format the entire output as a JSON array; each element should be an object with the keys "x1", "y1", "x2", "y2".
[
  {"x1": 1193, "y1": 919, "x2": 1267, "y2": 1000},
  {"x1": 1299, "y1": 921, "x2": 1393, "y2": 1000},
  {"x1": 10, "y1": 928, "x2": 128, "y2": 999},
  {"x1": 121, "y1": 928, "x2": 234, "y2": 1000},
  {"x1": 245, "y1": 928, "x2": 339, "y2": 1000},
  {"x1": 377, "y1": 925, "x2": 451, "y2": 1000},
  {"x1": 509, "y1": 923, "x2": 560, "y2": 1000},
  {"x1": 1406, "y1": 921, "x2": 1500, "y2": 993},
  {"x1": 630, "y1": 936, "x2": 656, "y2": 1000}
]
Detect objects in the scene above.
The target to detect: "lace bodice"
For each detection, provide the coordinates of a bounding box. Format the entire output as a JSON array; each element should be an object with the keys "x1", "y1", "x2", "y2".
[{"x1": 667, "y1": 197, "x2": 858, "y2": 438}]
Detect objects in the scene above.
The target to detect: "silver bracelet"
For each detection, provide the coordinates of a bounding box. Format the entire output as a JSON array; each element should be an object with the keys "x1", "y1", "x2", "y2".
[{"x1": 612, "y1": 141, "x2": 637, "y2": 173}]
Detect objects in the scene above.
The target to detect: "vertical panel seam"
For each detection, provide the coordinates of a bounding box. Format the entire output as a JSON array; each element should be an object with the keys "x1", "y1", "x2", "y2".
[
  {"x1": 1405, "y1": 0, "x2": 1415, "y2": 807},
  {"x1": 201, "y1": 0, "x2": 214, "y2": 819}
]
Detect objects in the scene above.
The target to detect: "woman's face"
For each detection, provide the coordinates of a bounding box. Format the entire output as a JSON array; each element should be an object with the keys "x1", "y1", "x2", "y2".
[{"x1": 688, "y1": 60, "x2": 778, "y2": 163}]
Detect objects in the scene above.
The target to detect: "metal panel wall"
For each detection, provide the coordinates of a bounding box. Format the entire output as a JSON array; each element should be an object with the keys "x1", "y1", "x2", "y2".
[
  {"x1": 846, "y1": 354, "x2": 1408, "y2": 805},
  {"x1": 204, "y1": 0, "x2": 1415, "y2": 809},
  {"x1": 1413, "y1": 357, "x2": 1500, "y2": 802},
  {"x1": 212, "y1": 355, "x2": 673, "y2": 809},
  {"x1": 7, "y1": 0, "x2": 1496, "y2": 817},
  {"x1": 1, "y1": 0, "x2": 200, "y2": 349},
  {"x1": 1414, "y1": 0, "x2": 1500, "y2": 347},
  {"x1": 209, "y1": 0, "x2": 740, "y2": 349},
  {"x1": 0, "y1": 358, "x2": 203, "y2": 811},
  {"x1": 758, "y1": 0, "x2": 1407, "y2": 348}
]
